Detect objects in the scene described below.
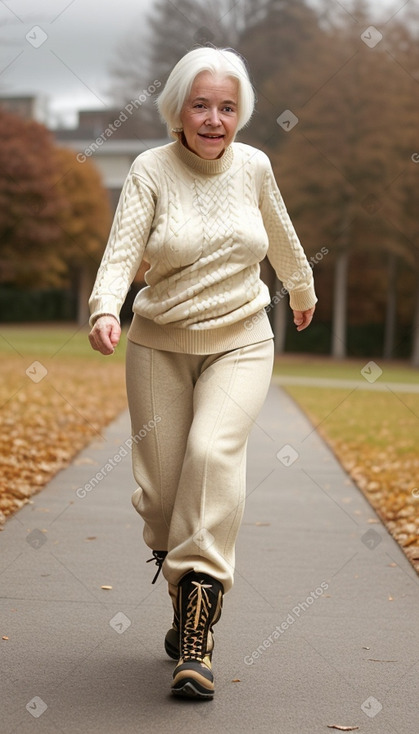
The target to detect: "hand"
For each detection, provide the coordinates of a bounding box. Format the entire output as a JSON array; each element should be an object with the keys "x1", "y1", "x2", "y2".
[
  {"x1": 88, "y1": 315, "x2": 121, "y2": 355},
  {"x1": 293, "y1": 306, "x2": 315, "y2": 332}
]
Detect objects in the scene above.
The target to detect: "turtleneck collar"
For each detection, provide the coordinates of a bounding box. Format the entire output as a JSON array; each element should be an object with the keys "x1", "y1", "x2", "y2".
[{"x1": 173, "y1": 137, "x2": 234, "y2": 175}]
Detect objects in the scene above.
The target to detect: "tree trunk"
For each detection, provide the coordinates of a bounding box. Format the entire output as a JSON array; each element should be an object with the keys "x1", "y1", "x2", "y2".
[
  {"x1": 383, "y1": 251, "x2": 397, "y2": 360},
  {"x1": 331, "y1": 248, "x2": 348, "y2": 358},
  {"x1": 77, "y1": 266, "x2": 94, "y2": 326},
  {"x1": 411, "y1": 271, "x2": 419, "y2": 367}
]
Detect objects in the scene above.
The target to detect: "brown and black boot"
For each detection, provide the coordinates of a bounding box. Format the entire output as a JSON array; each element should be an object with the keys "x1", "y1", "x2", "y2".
[
  {"x1": 171, "y1": 571, "x2": 223, "y2": 699},
  {"x1": 164, "y1": 604, "x2": 215, "y2": 661}
]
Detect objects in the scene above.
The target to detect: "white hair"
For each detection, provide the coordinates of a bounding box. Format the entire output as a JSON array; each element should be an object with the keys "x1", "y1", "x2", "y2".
[{"x1": 156, "y1": 47, "x2": 255, "y2": 137}]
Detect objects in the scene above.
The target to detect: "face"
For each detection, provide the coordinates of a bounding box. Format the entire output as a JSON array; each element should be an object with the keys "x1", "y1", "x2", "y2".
[{"x1": 180, "y1": 71, "x2": 239, "y2": 159}]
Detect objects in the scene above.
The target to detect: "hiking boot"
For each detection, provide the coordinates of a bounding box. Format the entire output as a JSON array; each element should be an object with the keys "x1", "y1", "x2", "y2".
[
  {"x1": 171, "y1": 571, "x2": 223, "y2": 700},
  {"x1": 164, "y1": 613, "x2": 214, "y2": 660},
  {"x1": 146, "y1": 552, "x2": 215, "y2": 664}
]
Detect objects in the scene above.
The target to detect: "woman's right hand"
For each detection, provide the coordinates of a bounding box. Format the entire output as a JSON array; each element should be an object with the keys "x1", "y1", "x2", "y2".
[{"x1": 88, "y1": 315, "x2": 121, "y2": 355}]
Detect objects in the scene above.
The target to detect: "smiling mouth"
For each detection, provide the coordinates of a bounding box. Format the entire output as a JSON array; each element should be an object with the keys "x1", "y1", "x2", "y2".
[{"x1": 199, "y1": 133, "x2": 224, "y2": 140}]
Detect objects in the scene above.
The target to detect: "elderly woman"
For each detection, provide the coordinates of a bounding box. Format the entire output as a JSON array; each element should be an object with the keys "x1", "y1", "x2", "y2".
[{"x1": 88, "y1": 46, "x2": 316, "y2": 700}]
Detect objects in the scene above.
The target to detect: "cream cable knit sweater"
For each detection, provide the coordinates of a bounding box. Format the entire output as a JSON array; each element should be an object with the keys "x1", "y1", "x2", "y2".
[{"x1": 89, "y1": 139, "x2": 317, "y2": 354}]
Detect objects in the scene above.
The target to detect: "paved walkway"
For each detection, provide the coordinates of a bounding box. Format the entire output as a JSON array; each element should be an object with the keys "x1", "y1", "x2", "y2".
[{"x1": 1, "y1": 384, "x2": 418, "y2": 734}]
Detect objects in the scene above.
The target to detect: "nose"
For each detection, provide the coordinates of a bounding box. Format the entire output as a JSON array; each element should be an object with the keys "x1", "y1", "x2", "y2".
[{"x1": 206, "y1": 106, "x2": 221, "y2": 126}]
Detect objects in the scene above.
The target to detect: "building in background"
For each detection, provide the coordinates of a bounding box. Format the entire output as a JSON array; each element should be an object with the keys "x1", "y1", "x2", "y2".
[
  {"x1": 0, "y1": 94, "x2": 167, "y2": 210},
  {"x1": 0, "y1": 93, "x2": 49, "y2": 124},
  {"x1": 54, "y1": 111, "x2": 167, "y2": 210}
]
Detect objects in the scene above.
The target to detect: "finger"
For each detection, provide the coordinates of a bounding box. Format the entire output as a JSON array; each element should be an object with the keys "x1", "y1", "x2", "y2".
[
  {"x1": 293, "y1": 310, "x2": 304, "y2": 327},
  {"x1": 296, "y1": 309, "x2": 314, "y2": 331},
  {"x1": 90, "y1": 325, "x2": 114, "y2": 354},
  {"x1": 109, "y1": 323, "x2": 121, "y2": 347},
  {"x1": 88, "y1": 331, "x2": 100, "y2": 351}
]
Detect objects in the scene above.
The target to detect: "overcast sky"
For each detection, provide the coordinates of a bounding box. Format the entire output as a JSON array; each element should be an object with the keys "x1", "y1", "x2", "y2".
[{"x1": 0, "y1": 0, "x2": 409, "y2": 127}]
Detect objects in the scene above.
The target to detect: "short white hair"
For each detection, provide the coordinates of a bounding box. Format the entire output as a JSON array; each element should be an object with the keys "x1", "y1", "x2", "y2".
[{"x1": 157, "y1": 47, "x2": 255, "y2": 137}]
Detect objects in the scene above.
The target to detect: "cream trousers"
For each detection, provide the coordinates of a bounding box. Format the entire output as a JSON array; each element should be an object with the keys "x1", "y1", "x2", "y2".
[{"x1": 125, "y1": 337, "x2": 274, "y2": 593}]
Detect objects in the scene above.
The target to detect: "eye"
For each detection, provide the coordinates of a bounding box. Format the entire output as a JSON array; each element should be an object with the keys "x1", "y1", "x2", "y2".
[
  {"x1": 193, "y1": 103, "x2": 205, "y2": 109},
  {"x1": 223, "y1": 106, "x2": 235, "y2": 113}
]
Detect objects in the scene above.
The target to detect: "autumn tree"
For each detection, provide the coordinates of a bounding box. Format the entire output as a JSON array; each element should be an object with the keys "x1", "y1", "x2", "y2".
[
  {"x1": 53, "y1": 148, "x2": 112, "y2": 325},
  {"x1": 238, "y1": 0, "x2": 325, "y2": 149},
  {"x1": 0, "y1": 109, "x2": 111, "y2": 324},
  {"x1": 0, "y1": 109, "x2": 67, "y2": 288},
  {"x1": 266, "y1": 0, "x2": 419, "y2": 358}
]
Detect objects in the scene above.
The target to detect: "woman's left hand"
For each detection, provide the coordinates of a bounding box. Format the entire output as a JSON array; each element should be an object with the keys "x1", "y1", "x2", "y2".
[{"x1": 293, "y1": 307, "x2": 316, "y2": 332}]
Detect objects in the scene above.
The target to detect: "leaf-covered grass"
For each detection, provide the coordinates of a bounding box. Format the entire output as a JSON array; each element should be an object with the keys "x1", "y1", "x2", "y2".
[
  {"x1": 284, "y1": 384, "x2": 419, "y2": 573},
  {"x1": 0, "y1": 326, "x2": 127, "y2": 521}
]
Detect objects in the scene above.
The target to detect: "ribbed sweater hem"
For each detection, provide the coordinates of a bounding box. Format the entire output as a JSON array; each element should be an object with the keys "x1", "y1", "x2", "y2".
[{"x1": 127, "y1": 310, "x2": 274, "y2": 354}]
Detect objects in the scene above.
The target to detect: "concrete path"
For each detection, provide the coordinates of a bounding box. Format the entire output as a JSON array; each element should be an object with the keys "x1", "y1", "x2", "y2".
[{"x1": 1, "y1": 384, "x2": 418, "y2": 734}]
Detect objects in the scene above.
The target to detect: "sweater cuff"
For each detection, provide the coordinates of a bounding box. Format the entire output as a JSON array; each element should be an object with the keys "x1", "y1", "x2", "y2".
[
  {"x1": 288, "y1": 283, "x2": 318, "y2": 312},
  {"x1": 88, "y1": 294, "x2": 122, "y2": 328}
]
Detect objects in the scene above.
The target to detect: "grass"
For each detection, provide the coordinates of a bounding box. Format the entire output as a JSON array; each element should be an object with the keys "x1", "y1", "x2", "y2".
[
  {"x1": 283, "y1": 386, "x2": 419, "y2": 453},
  {"x1": 274, "y1": 353, "x2": 419, "y2": 384},
  {"x1": 0, "y1": 324, "x2": 127, "y2": 361}
]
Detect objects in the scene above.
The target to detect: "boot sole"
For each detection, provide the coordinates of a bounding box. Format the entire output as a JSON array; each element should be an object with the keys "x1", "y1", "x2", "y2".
[{"x1": 171, "y1": 679, "x2": 214, "y2": 699}]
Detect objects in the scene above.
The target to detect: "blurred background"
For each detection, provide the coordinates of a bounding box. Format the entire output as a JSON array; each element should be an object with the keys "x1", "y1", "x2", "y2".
[{"x1": 1, "y1": 0, "x2": 419, "y2": 361}]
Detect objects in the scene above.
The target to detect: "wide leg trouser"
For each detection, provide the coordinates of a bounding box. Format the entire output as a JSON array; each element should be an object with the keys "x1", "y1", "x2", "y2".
[{"x1": 125, "y1": 337, "x2": 274, "y2": 593}]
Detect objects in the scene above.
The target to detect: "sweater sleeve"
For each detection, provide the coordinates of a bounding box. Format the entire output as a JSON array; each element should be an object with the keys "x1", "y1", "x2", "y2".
[
  {"x1": 88, "y1": 170, "x2": 156, "y2": 328},
  {"x1": 259, "y1": 160, "x2": 317, "y2": 312}
]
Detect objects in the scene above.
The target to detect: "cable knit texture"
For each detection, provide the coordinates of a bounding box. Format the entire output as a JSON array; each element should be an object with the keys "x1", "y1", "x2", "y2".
[{"x1": 89, "y1": 139, "x2": 317, "y2": 354}]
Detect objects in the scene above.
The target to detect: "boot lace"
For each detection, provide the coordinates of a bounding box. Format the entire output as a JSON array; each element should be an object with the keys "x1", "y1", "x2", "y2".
[
  {"x1": 182, "y1": 580, "x2": 212, "y2": 661},
  {"x1": 146, "y1": 550, "x2": 167, "y2": 584}
]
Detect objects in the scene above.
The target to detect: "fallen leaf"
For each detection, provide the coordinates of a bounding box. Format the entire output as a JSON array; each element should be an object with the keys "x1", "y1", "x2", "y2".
[
  {"x1": 403, "y1": 535, "x2": 418, "y2": 547},
  {"x1": 0, "y1": 355, "x2": 126, "y2": 520},
  {"x1": 232, "y1": 679, "x2": 241, "y2": 683},
  {"x1": 2, "y1": 635, "x2": 9, "y2": 640},
  {"x1": 101, "y1": 585, "x2": 112, "y2": 590},
  {"x1": 85, "y1": 536, "x2": 97, "y2": 541},
  {"x1": 327, "y1": 726, "x2": 359, "y2": 731}
]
